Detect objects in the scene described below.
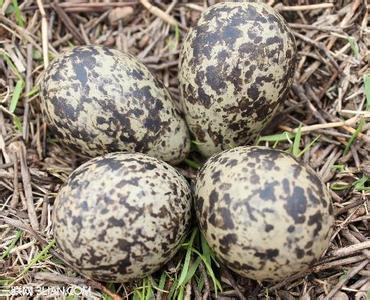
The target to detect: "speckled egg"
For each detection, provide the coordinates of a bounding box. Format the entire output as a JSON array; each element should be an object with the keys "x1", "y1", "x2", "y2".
[
  {"x1": 195, "y1": 146, "x2": 334, "y2": 282},
  {"x1": 179, "y1": 2, "x2": 297, "y2": 156},
  {"x1": 41, "y1": 46, "x2": 190, "y2": 164},
  {"x1": 52, "y1": 152, "x2": 192, "y2": 282}
]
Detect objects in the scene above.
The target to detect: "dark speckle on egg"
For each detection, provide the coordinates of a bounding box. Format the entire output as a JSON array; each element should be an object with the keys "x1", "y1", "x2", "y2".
[
  {"x1": 41, "y1": 45, "x2": 190, "y2": 164},
  {"x1": 195, "y1": 146, "x2": 334, "y2": 282},
  {"x1": 179, "y1": 2, "x2": 297, "y2": 157},
  {"x1": 52, "y1": 152, "x2": 192, "y2": 282}
]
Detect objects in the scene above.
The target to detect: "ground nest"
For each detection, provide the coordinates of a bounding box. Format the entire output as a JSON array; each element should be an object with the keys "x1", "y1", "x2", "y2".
[{"x1": 0, "y1": 0, "x2": 369, "y2": 299}]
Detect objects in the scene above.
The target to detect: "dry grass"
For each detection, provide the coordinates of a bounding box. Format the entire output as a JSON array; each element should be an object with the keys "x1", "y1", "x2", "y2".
[{"x1": 0, "y1": 0, "x2": 369, "y2": 299}]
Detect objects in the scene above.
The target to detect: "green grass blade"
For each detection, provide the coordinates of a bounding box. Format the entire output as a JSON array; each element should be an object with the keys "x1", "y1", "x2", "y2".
[
  {"x1": 347, "y1": 36, "x2": 360, "y2": 59},
  {"x1": 144, "y1": 278, "x2": 153, "y2": 299},
  {"x1": 65, "y1": 294, "x2": 74, "y2": 300},
  {"x1": 297, "y1": 135, "x2": 321, "y2": 158},
  {"x1": 332, "y1": 164, "x2": 345, "y2": 172},
  {"x1": 330, "y1": 182, "x2": 351, "y2": 191},
  {"x1": 177, "y1": 285, "x2": 184, "y2": 300},
  {"x1": 197, "y1": 275, "x2": 204, "y2": 292},
  {"x1": 32, "y1": 49, "x2": 42, "y2": 61},
  {"x1": 13, "y1": 116, "x2": 22, "y2": 133},
  {"x1": 16, "y1": 239, "x2": 55, "y2": 279},
  {"x1": 133, "y1": 291, "x2": 141, "y2": 300},
  {"x1": 0, "y1": 230, "x2": 22, "y2": 260},
  {"x1": 292, "y1": 125, "x2": 302, "y2": 157},
  {"x1": 175, "y1": 24, "x2": 180, "y2": 42},
  {"x1": 26, "y1": 86, "x2": 39, "y2": 98},
  {"x1": 106, "y1": 282, "x2": 115, "y2": 292},
  {"x1": 158, "y1": 272, "x2": 167, "y2": 290},
  {"x1": 190, "y1": 248, "x2": 222, "y2": 294},
  {"x1": 201, "y1": 236, "x2": 219, "y2": 268},
  {"x1": 344, "y1": 118, "x2": 364, "y2": 155},
  {"x1": 9, "y1": 79, "x2": 24, "y2": 113},
  {"x1": 0, "y1": 50, "x2": 22, "y2": 79},
  {"x1": 102, "y1": 294, "x2": 113, "y2": 300},
  {"x1": 177, "y1": 229, "x2": 197, "y2": 288},
  {"x1": 183, "y1": 256, "x2": 202, "y2": 285},
  {"x1": 257, "y1": 131, "x2": 295, "y2": 143},
  {"x1": 201, "y1": 234, "x2": 211, "y2": 267},
  {"x1": 11, "y1": 0, "x2": 25, "y2": 27},
  {"x1": 174, "y1": 24, "x2": 180, "y2": 49},
  {"x1": 364, "y1": 74, "x2": 370, "y2": 110},
  {"x1": 184, "y1": 158, "x2": 201, "y2": 169},
  {"x1": 168, "y1": 278, "x2": 179, "y2": 299},
  {"x1": 353, "y1": 175, "x2": 370, "y2": 191}
]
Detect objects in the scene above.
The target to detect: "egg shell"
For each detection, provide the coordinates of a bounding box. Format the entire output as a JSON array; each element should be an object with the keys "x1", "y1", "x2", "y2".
[
  {"x1": 195, "y1": 146, "x2": 334, "y2": 282},
  {"x1": 179, "y1": 2, "x2": 297, "y2": 156},
  {"x1": 52, "y1": 152, "x2": 192, "y2": 282},
  {"x1": 41, "y1": 46, "x2": 190, "y2": 164}
]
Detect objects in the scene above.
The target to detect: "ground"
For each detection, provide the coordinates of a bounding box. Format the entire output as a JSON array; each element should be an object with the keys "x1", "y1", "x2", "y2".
[{"x1": 0, "y1": 0, "x2": 369, "y2": 299}]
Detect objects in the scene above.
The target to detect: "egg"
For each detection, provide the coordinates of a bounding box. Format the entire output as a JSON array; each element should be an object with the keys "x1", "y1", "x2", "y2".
[
  {"x1": 179, "y1": 2, "x2": 297, "y2": 157},
  {"x1": 41, "y1": 46, "x2": 190, "y2": 164},
  {"x1": 195, "y1": 146, "x2": 334, "y2": 282},
  {"x1": 52, "y1": 152, "x2": 192, "y2": 282}
]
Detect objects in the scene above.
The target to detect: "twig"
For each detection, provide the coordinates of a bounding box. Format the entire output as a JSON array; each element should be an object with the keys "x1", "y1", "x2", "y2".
[
  {"x1": 282, "y1": 115, "x2": 366, "y2": 134},
  {"x1": 8, "y1": 142, "x2": 39, "y2": 231},
  {"x1": 293, "y1": 31, "x2": 339, "y2": 70},
  {"x1": 51, "y1": 1, "x2": 85, "y2": 45},
  {"x1": 36, "y1": 0, "x2": 49, "y2": 68},
  {"x1": 270, "y1": 254, "x2": 367, "y2": 290},
  {"x1": 354, "y1": 281, "x2": 370, "y2": 300},
  {"x1": 25, "y1": 2, "x2": 137, "y2": 12},
  {"x1": 316, "y1": 255, "x2": 368, "y2": 271},
  {"x1": 323, "y1": 260, "x2": 369, "y2": 300},
  {"x1": 23, "y1": 44, "x2": 33, "y2": 142},
  {"x1": 275, "y1": 3, "x2": 334, "y2": 11},
  {"x1": 40, "y1": 195, "x2": 49, "y2": 231},
  {"x1": 139, "y1": 0, "x2": 178, "y2": 27},
  {"x1": 0, "y1": 0, "x2": 12, "y2": 15},
  {"x1": 342, "y1": 229, "x2": 370, "y2": 259},
  {"x1": 199, "y1": 263, "x2": 210, "y2": 300},
  {"x1": 299, "y1": 0, "x2": 362, "y2": 83},
  {"x1": 288, "y1": 23, "x2": 345, "y2": 33},
  {"x1": 192, "y1": 277, "x2": 202, "y2": 300},
  {"x1": 329, "y1": 241, "x2": 370, "y2": 258},
  {"x1": 9, "y1": 153, "x2": 19, "y2": 208},
  {"x1": 222, "y1": 268, "x2": 246, "y2": 300},
  {"x1": 34, "y1": 272, "x2": 86, "y2": 285},
  {"x1": 335, "y1": 198, "x2": 368, "y2": 216},
  {"x1": 0, "y1": 15, "x2": 43, "y2": 53}
]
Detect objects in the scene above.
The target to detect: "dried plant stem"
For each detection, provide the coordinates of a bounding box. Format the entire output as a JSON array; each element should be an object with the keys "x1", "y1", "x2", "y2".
[
  {"x1": 323, "y1": 260, "x2": 369, "y2": 300},
  {"x1": 276, "y1": 3, "x2": 334, "y2": 11},
  {"x1": 280, "y1": 115, "x2": 367, "y2": 134},
  {"x1": 8, "y1": 143, "x2": 39, "y2": 231},
  {"x1": 329, "y1": 241, "x2": 370, "y2": 258},
  {"x1": 139, "y1": 0, "x2": 178, "y2": 26},
  {"x1": 36, "y1": 0, "x2": 49, "y2": 68}
]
